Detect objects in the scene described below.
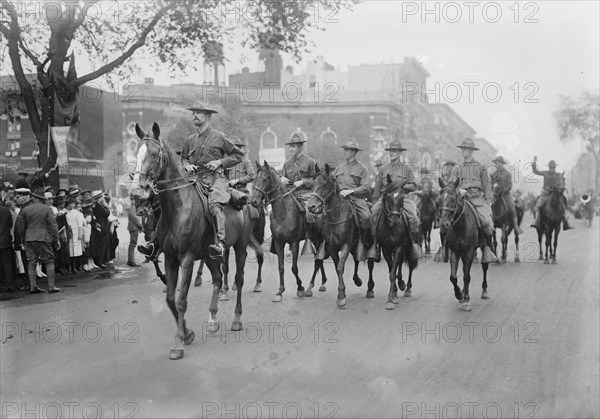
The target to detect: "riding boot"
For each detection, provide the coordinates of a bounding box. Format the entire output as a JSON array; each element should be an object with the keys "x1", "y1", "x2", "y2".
[
  {"x1": 512, "y1": 213, "x2": 524, "y2": 235},
  {"x1": 208, "y1": 206, "x2": 226, "y2": 259},
  {"x1": 481, "y1": 233, "x2": 497, "y2": 263},
  {"x1": 316, "y1": 241, "x2": 326, "y2": 260},
  {"x1": 563, "y1": 217, "x2": 574, "y2": 230},
  {"x1": 410, "y1": 232, "x2": 424, "y2": 261},
  {"x1": 530, "y1": 212, "x2": 541, "y2": 229},
  {"x1": 367, "y1": 242, "x2": 380, "y2": 262}
]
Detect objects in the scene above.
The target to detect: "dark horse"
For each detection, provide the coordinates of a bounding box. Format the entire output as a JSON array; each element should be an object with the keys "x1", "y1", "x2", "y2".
[
  {"x1": 308, "y1": 164, "x2": 374, "y2": 308},
  {"x1": 194, "y1": 202, "x2": 266, "y2": 299},
  {"x1": 535, "y1": 180, "x2": 566, "y2": 264},
  {"x1": 416, "y1": 189, "x2": 437, "y2": 254},
  {"x1": 250, "y1": 161, "x2": 328, "y2": 301},
  {"x1": 438, "y1": 178, "x2": 490, "y2": 311},
  {"x1": 491, "y1": 191, "x2": 523, "y2": 263},
  {"x1": 131, "y1": 122, "x2": 249, "y2": 360},
  {"x1": 375, "y1": 175, "x2": 418, "y2": 310}
]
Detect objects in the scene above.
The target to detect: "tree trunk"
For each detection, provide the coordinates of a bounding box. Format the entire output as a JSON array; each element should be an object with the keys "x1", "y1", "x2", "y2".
[{"x1": 213, "y1": 62, "x2": 219, "y2": 86}]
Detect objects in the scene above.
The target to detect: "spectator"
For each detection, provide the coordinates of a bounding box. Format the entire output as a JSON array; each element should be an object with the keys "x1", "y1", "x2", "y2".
[
  {"x1": 15, "y1": 171, "x2": 29, "y2": 189},
  {"x1": 91, "y1": 190, "x2": 110, "y2": 268},
  {"x1": 53, "y1": 195, "x2": 71, "y2": 275},
  {"x1": 16, "y1": 188, "x2": 61, "y2": 294},
  {"x1": 65, "y1": 198, "x2": 85, "y2": 273},
  {"x1": 127, "y1": 193, "x2": 142, "y2": 267},
  {"x1": 0, "y1": 202, "x2": 16, "y2": 293}
]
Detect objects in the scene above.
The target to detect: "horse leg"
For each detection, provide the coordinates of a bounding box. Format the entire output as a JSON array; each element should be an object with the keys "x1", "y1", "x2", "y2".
[
  {"x1": 219, "y1": 248, "x2": 230, "y2": 301},
  {"x1": 552, "y1": 228, "x2": 559, "y2": 264},
  {"x1": 481, "y1": 261, "x2": 489, "y2": 299},
  {"x1": 514, "y1": 231, "x2": 520, "y2": 263},
  {"x1": 396, "y1": 247, "x2": 406, "y2": 292},
  {"x1": 334, "y1": 244, "x2": 351, "y2": 308},
  {"x1": 460, "y1": 253, "x2": 473, "y2": 311},
  {"x1": 492, "y1": 230, "x2": 498, "y2": 263},
  {"x1": 352, "y1": 256, "x2": 363, "y2": 287},
  {"x1": 164, "y1": 256, "x2": 182, "y2": 359},
  {"x1": 290, "y1": 241, "x2": 305, "y2": 297},
  {"x1": 306, "y1": 260, "x2": 319, "y2": 297},
  {"x1": 537, "y1": 230, "x2": 544, "y2": 260},
  {"x1": 319, "y1": 257, "x2": 328, "y2": 291},
  {"x1": 387, "y1": 247, "x2": 402, "y2": 309},
  {"x1": 501, "y1": 226, "x2": 508, "y2": 263},
  {"x1": 153, "y1": 258, "x2": 167, "y2": 285},
  {"x1": 171, "y1": 256, "x2": 195, "y2": 360},
  {"x1": 251, "y1": 238, "x2": 264, "y2": 293},
  {"x1": 194, "y1": 260, "x2": 204, "y2": 287},
  {"x1": 205, "y1": 258, "x2": 222, "y2": 335},
  {"x1": 366, "y1": 257, "x2": 375, "y2": 299},
  {"x1": 232, "y1": 242, "x2": 246, "y2": 331},
  {"x1": 449, "y1": 250, "x2": 462, "y2": 301},
  {"x1": 544, "y1": 227, "x2": 551, "y2": 264},
  {"x1": 273, "y1": 240, "x2": 286, "y2": 302}
]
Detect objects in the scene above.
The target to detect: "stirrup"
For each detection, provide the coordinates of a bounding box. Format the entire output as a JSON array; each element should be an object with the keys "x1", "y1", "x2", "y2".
[
  {"x1": 138, "y1": 243, "x2": 157, "y2": 257},
  {"x1": 208, "y1": 242, "x2": 225, "y2": 259},
  {"x1": 481, "y1": 246, "x2": 497, "y2": 263}
]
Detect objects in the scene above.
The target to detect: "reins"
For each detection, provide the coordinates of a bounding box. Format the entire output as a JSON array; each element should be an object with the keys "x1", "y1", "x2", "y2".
[{"x1": 311, "y1": 176, "x2": 353, "y2": 225}]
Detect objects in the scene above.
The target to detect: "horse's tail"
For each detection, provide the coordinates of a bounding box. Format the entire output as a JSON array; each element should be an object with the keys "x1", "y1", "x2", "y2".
[{"x1": 253, "y1": 204, "x2": 266, "y2": 245}]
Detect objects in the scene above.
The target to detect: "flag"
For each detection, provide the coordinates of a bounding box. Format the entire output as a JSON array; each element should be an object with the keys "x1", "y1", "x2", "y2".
[{"x1": 52, "y1": 54, "x2": 79, "y2": 127}]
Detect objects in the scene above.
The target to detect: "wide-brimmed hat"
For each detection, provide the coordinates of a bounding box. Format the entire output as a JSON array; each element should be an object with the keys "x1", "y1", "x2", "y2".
[
  {"x1": 15, "y1": 188, "x2": 31, "y2": 195},
  {"x1": 493, "y1": 156, "x2": 507, "y2": 165},
  {"x1": 91, "y1": 190, "x2": 103, "y2": 200},
  {"x1": 57, "y1": 189, "x2": 67, "y2": 196},
  {"x1": 548, "y1": 160, "x2": 558, "y2": 167},
  {"x1": 16, "y1": 195, "x2": 31, "y2": 206},
  {"x1": 44, "y1": 186, "x2": 54, "y2": 192},
  {"x1": 44, "y1": 192, "x2": 54, "y2": 200},
  {"x1": 81, "y1": 198, "x2": 94, "y2": 208},
  {"x1": 443, "y1": 160, "x2": 457, "y2": 166},
  {"x1": 384, "y1": 139, "x2": 408, "y2": 151},
  {"x1": 186, "y1": 98, "x2": 218, "y2": 113},
  {"x1": 285, "y1": 132, "x2": 307, "y2": 146},
  {"x1": 230, "y1": 136, "x2": 246, "y2": 147},
  {"x1": 68, "y1": 188, "x2": 80, "y2": 196},
  {"x1": 457, "y1": 138, "x2": 479, "y2": 150},
  {"x1": 340, "y1": 139, "x2": 363, "y2": 151},
  {"x1": 81, "y1": 190, "x2": 91, "y2": 196},
  {"x1": 18, "y1": 171, "x2": 28, "y2": 176},
  {"x1": 31, "y1": 188, "x2": 46, "y2": 200}
]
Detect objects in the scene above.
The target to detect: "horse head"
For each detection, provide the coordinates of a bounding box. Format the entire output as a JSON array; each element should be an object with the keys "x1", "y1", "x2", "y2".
[
  {"x1": 438, "y1": 177, "x2": 462, "y2": 231},
  {"x1": 308, "y1": 163, "x2": 337, "y2": 215},
  {"x1": 131, "y1": 122, "x2": 169, "y2": 201},
  {"x1": 251, "y1": 160, "x2": 279, "y2": 207},
  {"x1": 383, "y1": 173, "x2": 404, "y2": 225}
]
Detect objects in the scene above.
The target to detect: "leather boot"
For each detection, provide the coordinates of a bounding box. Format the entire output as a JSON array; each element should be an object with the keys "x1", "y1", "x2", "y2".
[
  {"x1": 481, "y1": 234, "x2": 497, "y2": 263},
  {"x1": 530, "y1": 212, "x2": 541, "y2": 229},
  {"x1": 563, "y1": 217, "x2": 574, "y2": 230},
  {"x1": 367, "y1": 242, "x2": 380, "y2": 262},
  {"x1": 512, "y1": 212, "x2": 523, "y2": 235}
]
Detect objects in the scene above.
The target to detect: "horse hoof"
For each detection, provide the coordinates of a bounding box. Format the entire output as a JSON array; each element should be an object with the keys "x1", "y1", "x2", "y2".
[
  {"x1": 538, "y1": 255, "x2": 543, "y2": 260},
  {"x1": 231, "y1": 321, "x2": 242, "y2": 332},
  {"x1": 297, "y1": 290, "x2": 305, "y2": 298},
  {"x1": 207, "y1": 321, "x2": 220, "y2": 334},
  {"x1": 194, "y1": 278, "x2": 202, "y2": 287},
  {"x1": 404, "y1": 290, "x2": 412, "y2": 298},
  {"x1": 392, "y1": 296, "x2": 400, "y2": 304},
  {"x1": 183, "y1": 329, "x2": 195, "y2": 345},
  {"x1": 253, "y1": 284, "x2": 262, "y2": 293},
  {"x1": 232, "y1": 283, "x2": 237, "y2": 291},
  {"x1": 353, "y1": 277, "x2": 362, "y2": 287},
  {"x1": 481, "y1": 290, "x2": 490, "y2": 299},
  {"x1": 169, "y1": 348, "x2": 184, "y2": 360},
  {"x1": 319, "y1": 285, "x2": 326, "y2": 292},
  {"x1": 337, "y1": 298, "x2": 346, "y2": 308},
  {"x1": 219, "y1": 293, "x2": 229, "y2": 301},
  {"x1": 515, "y1": 258, "x2": 520, "y2": 263},
  {"x1": 366, "y1": 290, "x2": 374, "y2": 298},
  {"x1": 462, "y1": 302, "x2": 472, "y2": 312},
  {"x1": 272, "y1": 295, "x2": 283, "y2": 303},
  {"x1": 398, "y1": 282, "x2": 406, "y2": 291},
  {"x1": 459, "y1": 298, "x2": 466, "y2": 304},
  {"x1": 544, "y1": 259, "x2": 549, "y2": 264},
  {"x1": 162, "y1": 286, "x2": 167, "y2": 293},
  {"x1": 384, "y1": 302, "x2": 395, "y2": 310},
  {"x1": 305, "y1": 289, "x2": 313, "y2": 297}
]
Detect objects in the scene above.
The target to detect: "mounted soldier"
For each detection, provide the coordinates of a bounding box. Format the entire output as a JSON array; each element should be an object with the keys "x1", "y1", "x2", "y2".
[
  {"x1": 138, "y1": 99, "x2": 244, "y2": 260},
  {"x1": 371, "y1": 139, "x2": 422, "y2": 260},
  {"x1": 447, "y1": 138, "x2": 497, "y2": 263},
  {"x1": 490, "y1": 156, "x2": 524, "y2": 235},
  {"x1": 226, "y1": 136, "x2": 255, "y2": 194},
  {"x1": 280, "y1": 132, "x2": 317, "y2": 220},
  {"x1": 530, "y1": 156, "x2": 573, "y2": 230},
  {"x1": 440, "y1": 160, "x2": 457, "y2": 185},
  {"x1": 332, "y1": 139, "x2": 373, "y2": 254}
]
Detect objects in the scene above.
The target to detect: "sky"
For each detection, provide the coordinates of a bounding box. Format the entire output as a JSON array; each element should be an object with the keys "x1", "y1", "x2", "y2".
[{"x1": 145, "y1": 0, "x2": 600, "y2": 171}]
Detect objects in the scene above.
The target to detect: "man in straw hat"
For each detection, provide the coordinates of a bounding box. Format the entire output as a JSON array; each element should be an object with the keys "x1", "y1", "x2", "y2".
[
  {"x1": 16, "y1": 188, "x2": 61, "y2": 293},
  {"x1": 227, "y1": 136, "x2": 255, "y2": 194},
  {"x1": 331, "y1": 139, "x2": 373, "y2": 257},
  {"x1": 530, "y1": 156, "x2": 573, "y2": 230},
  {"x1": 490, "y1": 156, "x2": 524, "y2": 235},
  {"x1": 371, "y1": 139, "x2": 422, "y2": 261},
  {"x1": 446, "y1": 138, "x2": 497, "y2": 263},
  {"x1": 179, "y1": 98, "x2": 243, "y2": 259}
]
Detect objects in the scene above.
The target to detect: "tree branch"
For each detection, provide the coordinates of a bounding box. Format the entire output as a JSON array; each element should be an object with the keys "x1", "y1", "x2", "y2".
[
  {"x1": 18, "y1": 36, "x2": 42, "y2": 68},
  {"x1": 73, "y1": 3, "x2": 174, "y2": 86}
]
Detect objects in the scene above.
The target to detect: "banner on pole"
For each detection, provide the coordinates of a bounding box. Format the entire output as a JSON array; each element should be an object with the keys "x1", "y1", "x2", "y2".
[{"x1": 50, "y1": 124, "x2": 78, "y2": 167}]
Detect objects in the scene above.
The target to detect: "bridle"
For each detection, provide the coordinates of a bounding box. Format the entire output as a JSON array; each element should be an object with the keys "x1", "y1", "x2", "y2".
[
  {"x1": 439, "y1": 187, "x2": 465, "y2": 226},
  {"x1": 253, "y1": 168, "x2": 298, "y2": 205},
  {"x1": 383, "y1": 192, "x2": 403, "y2": 221},
  {"x1": 311, "y1": 174, "x2": 353, "y2": 224}
]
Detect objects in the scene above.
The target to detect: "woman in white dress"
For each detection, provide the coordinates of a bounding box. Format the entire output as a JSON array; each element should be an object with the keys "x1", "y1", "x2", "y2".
[{"x1": 65, "y1": 198, "x2": 85, "y2": 273}]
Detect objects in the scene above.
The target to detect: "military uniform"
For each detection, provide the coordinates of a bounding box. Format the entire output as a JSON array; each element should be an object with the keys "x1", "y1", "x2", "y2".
[
  {"x1": 227, "y1": 137, "x2": 255, "y2": 194},
  {"x1": 490, "y1": 157, "x2": 523, "y2": 234},
  {"x1": 440, "y1": 161, "x2": 457, "y2": 185},
  {"x1": 282, "y1": 154, "x2": 317, "y2": 206},
  {"x1": 530, "y1": 160, "x2": 572, "y2": 229},
  {"x1": 371, "y1": 160, "x2": 420, "y2": 237}
]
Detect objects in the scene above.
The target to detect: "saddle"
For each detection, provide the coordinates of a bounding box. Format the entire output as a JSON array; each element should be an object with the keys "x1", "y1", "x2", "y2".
[
  {"x1": 192, "y1": 181, "x2": 247, "y2": 211},
  {"x1": 463, "y1": 198, "x2": 484, "y2": 229}
]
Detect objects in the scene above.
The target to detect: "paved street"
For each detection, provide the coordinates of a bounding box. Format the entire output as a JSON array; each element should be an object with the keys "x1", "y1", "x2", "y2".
[{"x1": 1, "y1": 213, "x2": 598, "y2": 418}]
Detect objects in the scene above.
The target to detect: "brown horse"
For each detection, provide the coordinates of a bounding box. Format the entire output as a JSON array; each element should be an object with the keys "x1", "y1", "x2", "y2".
[
  {"x1": 492, "y1": 191, "x2": 523, "y2": 263},
  {"x1": 416, "y1": 189, "x2": 437, "y2": 254},
  {"x1": 308, "y1": 164, "x2": 374, "y2": 308},
  {"x1": 535, "y1": 180, "x2": 566, "y2": 264},
  {"x1": 250, "y1": 161, "x2": 328, "y2": 301},
  {"x1": 131, "y1": 122, "x2": 249, "y2": 360},
  {"x1": 374, "y1": 175, "x2": 419, "y2": 310},
  {"x1": 438, "y1": 178, "x2": 490, "y2": 311}
]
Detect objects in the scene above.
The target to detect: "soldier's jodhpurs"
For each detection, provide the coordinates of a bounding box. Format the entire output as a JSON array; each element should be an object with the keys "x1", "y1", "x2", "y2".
[
  {"x1": 534, "y1": 189, "x2": 568, "y2": 213},
  {"x1": 467, "y1": 194, "x2": 494, "y2": 236},
  {"x1": 371, "y1": 196, "x2": 421, "y2": 237},
  {"x1": 500, "y1": 193, "x2": 521, "y2": 229},
  {"x1": 210, "y1": 203, "x2": 226, "y2": 242},
  {"x1": 348, "y1": 196, "x2": 372, "y2": 245}
]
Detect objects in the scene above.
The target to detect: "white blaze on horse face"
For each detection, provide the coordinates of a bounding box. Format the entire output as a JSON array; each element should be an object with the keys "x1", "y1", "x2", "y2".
[
  {"x1": 394, "y1": 192, "x2": 399, "y2": 198},
  {"x1": 131, "y1": 143, "x2": 148, "y2": 189}
]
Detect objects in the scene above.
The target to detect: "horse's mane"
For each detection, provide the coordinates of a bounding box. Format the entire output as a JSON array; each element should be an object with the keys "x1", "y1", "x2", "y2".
[{"x1": 381, "y1": 180, "x2": 403, "y2": 196}]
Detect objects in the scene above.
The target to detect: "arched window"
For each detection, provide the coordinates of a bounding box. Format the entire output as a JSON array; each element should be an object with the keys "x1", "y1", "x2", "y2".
[
  {"x1": 259, "y1": 126, "x2": 278, "y2": 150},
  {"x1": 320, "y1": 126, "x2": 337, "y2": 145}
]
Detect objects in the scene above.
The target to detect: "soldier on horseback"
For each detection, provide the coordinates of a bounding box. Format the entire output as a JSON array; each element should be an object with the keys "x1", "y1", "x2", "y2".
[
  {"x1": 371, "y1": 139, "x2": 422, "y2": 260},
  {"x1": 440, "y1": 160, "x2": 457, "y2": 185},
  {"x1": 227, "y1": 137, "x2": 255, "y2": 193},
  {"x1": 529, "y1": 157, "x2": 573, "y2": 230},
  {"x1": 137, "y1": 99, "x2": 244, "y2": 260},
  {"x1": 490, "y1": 156, "x2": 524, "y2": 235},
  {"x1": 332, "y1": 139, "x2": 373, "y2": 251},
  {"x1": 280, "y1": 133, "x2": 317, "y2": 218},
  {"x1": 448, "y1": 138, "x2": 497, "y2": 263}
]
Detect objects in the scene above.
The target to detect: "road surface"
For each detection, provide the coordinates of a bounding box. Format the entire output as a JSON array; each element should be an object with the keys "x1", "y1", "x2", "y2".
[{"x1": 1, "y1": 213, "x2": 598, "y2": 418}]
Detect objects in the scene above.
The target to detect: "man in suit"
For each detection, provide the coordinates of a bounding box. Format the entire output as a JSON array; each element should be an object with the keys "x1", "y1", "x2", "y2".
[
  {"x1": 0, "y1": 203, "x2": 15, "y2": 292},
  {"x1": 127, "y1": 193, "x2": 143, "y2": 267},
  {"x1": 16, "y1": 188, "x2": 61, "y2": 293}
]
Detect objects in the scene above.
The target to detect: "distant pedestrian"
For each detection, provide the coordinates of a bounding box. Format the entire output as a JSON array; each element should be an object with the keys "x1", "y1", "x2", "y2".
[
  {"x1": 0, "y1": 204, "x2": 16, "y2": 292},
  {"x1": 127, "y1": 194, "x2": 142, "y2": 267}
]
